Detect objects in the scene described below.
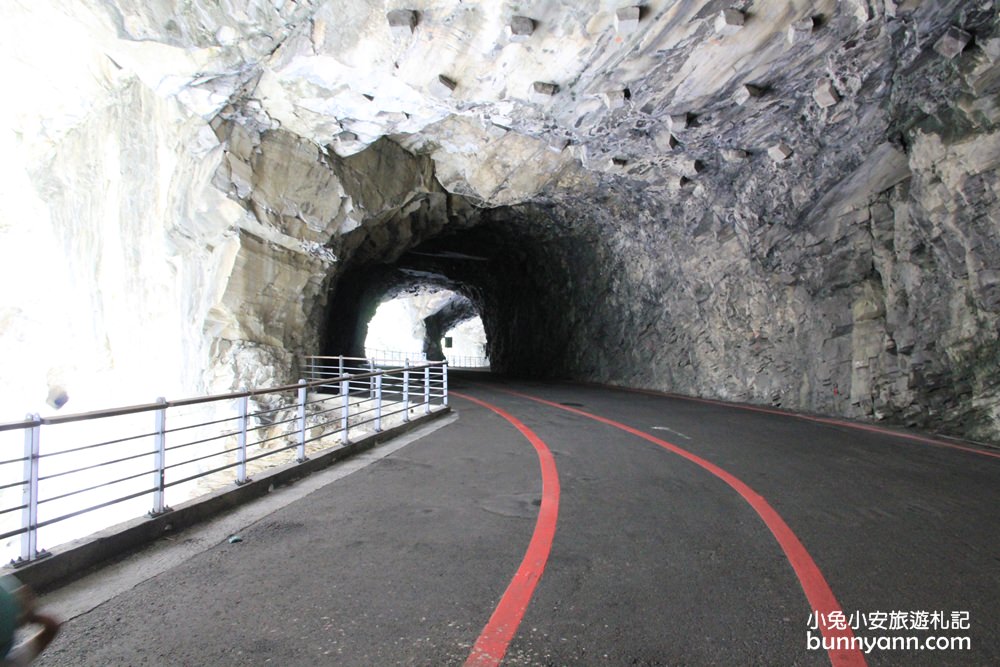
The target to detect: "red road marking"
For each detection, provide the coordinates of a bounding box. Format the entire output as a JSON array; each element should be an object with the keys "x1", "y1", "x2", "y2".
[
  {"x1": 499, "y1": 387, "x2": 867, "y2": 667},
  {"x1": 455, "y1": 392, "x2": 560, "y2": 667},
  {"x1": 597, "y1": 383, "x2": 1000, "y2": 461}
]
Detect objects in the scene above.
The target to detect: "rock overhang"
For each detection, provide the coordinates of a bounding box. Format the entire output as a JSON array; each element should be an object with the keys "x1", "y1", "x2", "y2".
[
  {"x1": 112, "y1": 0, "x2": 980, "y2": 207},
  {"x1": 4, "y1": 1, "x2": 1000, "y2": 443}
]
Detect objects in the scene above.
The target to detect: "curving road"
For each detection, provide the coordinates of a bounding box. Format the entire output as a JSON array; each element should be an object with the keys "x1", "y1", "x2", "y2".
[{"x1": 35, "y1": 373, "x2": 1000, "y2": 666}]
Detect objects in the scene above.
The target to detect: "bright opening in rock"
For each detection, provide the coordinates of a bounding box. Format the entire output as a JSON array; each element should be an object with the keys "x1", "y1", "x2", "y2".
[
  {"x1": 363, "y1": 289, "x2": 489, "y2": 367},
  {"x1": 443, "y1": 317, "x2": 488, "y2": 368},
  {"x1": 364, "y1": 294, "x2": 433, "y2": 361}
]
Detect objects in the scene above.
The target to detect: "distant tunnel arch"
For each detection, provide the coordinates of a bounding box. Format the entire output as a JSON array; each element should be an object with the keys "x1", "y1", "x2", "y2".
[
  {"x1": 320, "y1": 204, "x2": 593, "y2": 377},
  {"x1": 360, "y1": 287, "x2": 485, "y2": 363}
]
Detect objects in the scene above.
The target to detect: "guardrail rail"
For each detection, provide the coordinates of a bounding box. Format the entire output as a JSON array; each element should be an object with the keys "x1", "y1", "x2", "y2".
[
  {"x1": 0, "y1": 357, "x2": 447, "y2": 565},
  {"x1": 445, "y1": 354, "x2": 490, "y2": 368}
]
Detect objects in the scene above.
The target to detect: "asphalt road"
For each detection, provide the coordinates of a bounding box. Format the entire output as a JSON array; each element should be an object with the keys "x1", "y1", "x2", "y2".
[{"x1": 33, "y1": 374, "x2": 1000, "y2": 666}]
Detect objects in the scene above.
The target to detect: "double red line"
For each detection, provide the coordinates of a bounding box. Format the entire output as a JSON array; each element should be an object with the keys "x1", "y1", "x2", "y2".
[{"x1": 457, "y1": 388, "x2": 867, "y2": 667}]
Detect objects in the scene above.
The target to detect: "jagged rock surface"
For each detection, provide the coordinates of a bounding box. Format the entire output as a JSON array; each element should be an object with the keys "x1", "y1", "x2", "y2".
[{"x1": 3, "y1": 1, "x2": 1000, "y2": 443}]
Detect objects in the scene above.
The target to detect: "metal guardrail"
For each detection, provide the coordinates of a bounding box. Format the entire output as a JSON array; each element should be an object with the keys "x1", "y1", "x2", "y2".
[
  {"x1": 352, "y1": 351, "x2": 487, "y2": 370},
  {"x1": 0, "y1": 357, "x2": 447, "y2": 565},
  {"x1": 363, "y1": 349, "x2": 426, "y2": 363},
  {"x1": 445, "y1": 355, "x2": 490, "y2": 368}
]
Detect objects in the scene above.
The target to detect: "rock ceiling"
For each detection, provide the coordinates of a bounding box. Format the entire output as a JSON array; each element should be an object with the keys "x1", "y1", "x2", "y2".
[
  {"x1": 103, "y1": 1, "x2": 993, "y2": 206},
  {"x1": 3, "y1": 1, "x2": 1000, "y2": 443}
]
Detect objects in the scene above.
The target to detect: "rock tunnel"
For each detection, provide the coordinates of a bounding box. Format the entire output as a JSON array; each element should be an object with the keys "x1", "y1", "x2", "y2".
[
  {"x1": 3, "y1": 1, "x2": 1000, "y2": 444},
  {"x1": 321, "y1": 198, "x2": 594, "y2": 376}
]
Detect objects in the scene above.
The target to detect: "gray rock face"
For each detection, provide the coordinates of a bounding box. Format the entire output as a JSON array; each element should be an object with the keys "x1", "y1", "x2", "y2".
[
  {"x1": 422, "y1": 295, "x2": 478, "y2": 361},
  {"x1": 4, "y1": 1, "x2": 1000, "y2": 444},
  {"x1": 314, "y1": 1, "x2": 1000, "y2": 443}
]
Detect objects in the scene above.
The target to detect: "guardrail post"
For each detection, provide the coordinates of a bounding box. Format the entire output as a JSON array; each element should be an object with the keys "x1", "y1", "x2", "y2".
[
  {"x1": 150, "y1": 397, "x2": 169, "y2": 516},
  {"x1": 236, "y1": 395, "x2": 249, "y2": 485},
  {"x1": 368, "y1": 359, "x2": 376, "y2": 399},
  {"x1": 403, "y1": 360, "x2": 410, "y2": 422},
  {"x1": 297, "y1": 379, "x2": 308, "y2": 462},
  {"x1": 375, "y1": 372, "x2": 383, "y2": 432},
  {"x1": 442, "y1": 361, "x2": 449, "y2": 406},
  {"x1": 340, "y1": 379, "x2": 350, "y2": 444},
  {"x1": 20, "y1": 414, "x2": 40, "y2": 563},
  {"x1": 424, "y1": 365, "x2": 431, "y2": 415}
]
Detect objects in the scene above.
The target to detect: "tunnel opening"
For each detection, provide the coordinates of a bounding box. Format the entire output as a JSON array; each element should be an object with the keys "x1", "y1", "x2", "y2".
[
  {"x1": 362, "y1": 292, "x2": 431, "y2": 361},
  {"x1": 362, "y1": 288, "x2": 489, "y2": 367},
  {"x1": 320, "y1": 202, "x2": 593, "y2": 379},
  {"x1": 441, "y1": 315, "x2": 489, "y2": 368}
]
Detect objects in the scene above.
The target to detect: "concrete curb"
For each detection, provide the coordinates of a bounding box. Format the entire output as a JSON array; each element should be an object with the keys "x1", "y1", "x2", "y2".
[{"x1": 6, "y1": 408, "x2": 451, "y2": 593}]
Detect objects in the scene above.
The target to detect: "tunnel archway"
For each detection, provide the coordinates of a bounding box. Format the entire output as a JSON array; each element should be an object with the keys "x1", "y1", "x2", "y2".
[
  {"x1": 361, "y1": 287, "x2": 487, "y2": 365},
  {"x1": 320, "y1": 202, "x2": 597, "y2": 377}
]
